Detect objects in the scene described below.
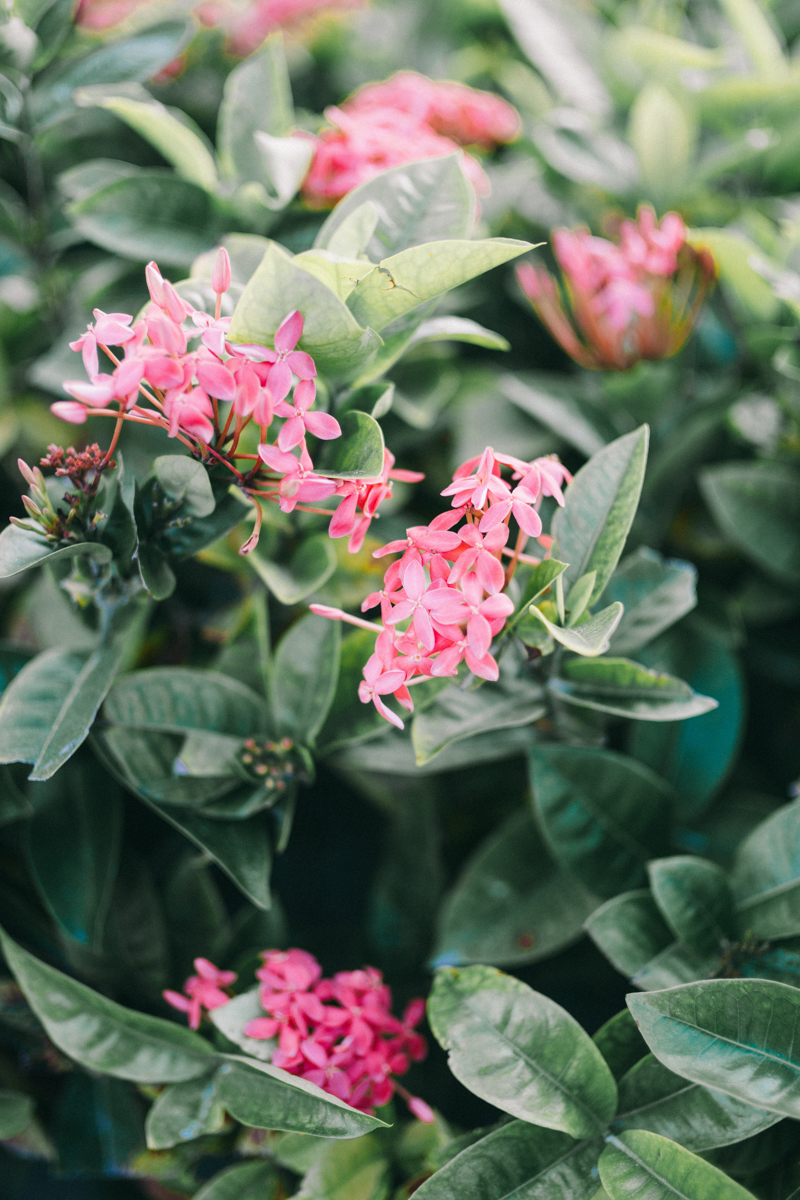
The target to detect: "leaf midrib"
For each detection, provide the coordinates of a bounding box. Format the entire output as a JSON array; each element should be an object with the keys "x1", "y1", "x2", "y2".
[
  {"x1": 651, "y1": 1003, "x2": 800, "y2": 1079},
  {"x1": 605, "y1": 1136, "x2": 695, "y2": 1199}
]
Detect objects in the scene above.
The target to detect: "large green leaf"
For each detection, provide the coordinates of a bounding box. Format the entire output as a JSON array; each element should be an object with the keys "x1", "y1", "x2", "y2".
[
  {"x1": 585, "y1": 891, "x2": 674, "y2": 981},
  {"x1": 93, "y1": 97, "x2": 218, "y2": 191},
  {"x1": 598, "y1": 1130, "x2": 756, "y2": 1200},
  {"x1": 249, "y1": 534, "x2": 337, "y2": 605},
  {"x1": 603, "y1": 549, "x2": 697, "y2": 657},
  {"x1": 700, "y1": 463, "x2": 800, "y2": 585},
  {"x1": 215, "y1": 1055, "x2": 387, "y2": 1137},
  {"x1": 228, "y1": 241, "x2": 382, "y2": 379},
  {"x1": 153, "y1": 456, "x2": 216, "y2": 518},
  {"x1": 505, "y1": 560, "x2": 569, "y2": 638},
  {"x1": 0, "y1": 1089, "x2": 34, "y2": 1139},
  {"x1": 314, "y1": 154, "x2": 474, "y2": 260},
  {"x1": 413, "y1": 1119, "x2": 600, "y2": 1200},
  {"x1": 628, "y1": 979, "x2": 800, "y2": 1119},
  {"x1": 145, "y1": 1071, "x2": 226, "y2": 1149},
  {"x1": 104, "y1": 668, "x2": 270, "y2": 737},
  {"x1": 52, "y1": 1070, "x2": 145, "y2": 1177},
  {"x1": 316, "y1": 410, "x2": 386, "y2": 479},
  {"x1": 499, "y1": 373, "x2": 606, "y2": 457},
  {"x1": 217, "y1": 34, "x2": 294, "y2": 184},
  {"x1": 71, "y1": 171, "x2": 223, "y2": 268},
  {"x1": 730, "y1": 800, "x2": 800, "y2": 939},
  {"x1": 432, "y1": 808, "x2": 599, "y2": 968},
  {"x1": 551, "y1": 657, "x2": 717, "y2": 720},
  {"x1": 195, "y1": 1161, "x2": 281, "y2": 1200},
  {"x1": 0, "y1": 647, "x2": 87, "y2": 767},
  {"x1": 294, "y1": 1135, "x2": 389, "y2": 1200},
  {"x1": 530, "y1": 746, "x2": 674, "y2": 897},
  {"x1": 27, "y1": 756, "x2": 122, "y2": 950},
  {"x1": 412, "y1": 680, "x2": 545, "y2": 766},
  {"x1": 593, "y1": 1009, "x2": 648, "y2": 1082},
  {"x1": 427, "y1": 965, "x2": 618, "y2": 1137},
  {"x1": 552, "y1": 426, "x2": 650, "y2": 604},
  {"x1": 0, "y1": 924, "x2": 215, "y2": 1082},
  {"x1": 648, "y1": 856, "x2": 734, "y2": 955},
  {"x1": 612, "y1": 1054, "x2": 781, "y2": 1150},
  {"x1": 530, "y1": 602, "x2": 624, "y2": 657},
  {"x1": 0, "y1": 526, "x2": 112, "y2": 578},
  {"x1": 272, "y1": 613, "x2": 340, "y2": 745},
  {"x1": 347, "y1": 239, "x2": 533, "y2": 331}
]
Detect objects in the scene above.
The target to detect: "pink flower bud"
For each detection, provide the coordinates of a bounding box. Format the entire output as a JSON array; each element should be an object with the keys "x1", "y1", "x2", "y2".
[
  {"x1": 212, "y1": 246, "x2": 231, "y2": 295},
  {"x1": 407, "y1": 1096, "x2": 436, "y2": 1124}
]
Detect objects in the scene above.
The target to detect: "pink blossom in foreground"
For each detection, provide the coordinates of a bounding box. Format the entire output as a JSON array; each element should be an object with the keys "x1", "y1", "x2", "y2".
[
  {"x1": 517, "y1": 206, "x2": 716, "y2": 371},
  {"x1": 165, "y1": 948, "x2": 432, "y2": 1121},
  {"x1": 312, "y1": 447, "x2": 572, "y2": 728}
]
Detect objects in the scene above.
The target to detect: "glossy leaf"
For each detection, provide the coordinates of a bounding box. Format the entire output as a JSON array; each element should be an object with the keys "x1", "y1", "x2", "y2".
[
  {"x1": 731, "y1": 801, "x2": 800, "y2": 939},
  {"x1": 249, "y1": 534, "x2": 337, "y2": 605},
  {"x1": 153, "y1": 456, "x2": 216, "y2": 518},
  {"x1": 612, "y1": 1053, "x2": 780, "y2": 1150},
  {"x1": 145, "y1": 1071, "x2": 226, "y2": 1149},
  {"x1": 347, "y1": 238, "x2": 532, "y2": 331},
  {"x1": 700, "y1": 462, "x2": 800, "y2": 585},
  {"x1": 195, "y1": 1161, "x2": 281, "y2": 1200},
  {"x1": 603, "y1": 549, "x2": 697, "y2": 657},
  {"x1": 294, "y1": 1134, "x2": 389, "y2": 1200},
  {"x1": 0, "y1": 1089, "x2": 34, "y2": 1139},
  {"x1": 209, "y1": 987, "x2": 275, "y2": 1061},
  {"x1": 217, "y1": 34, "x2": 293, "y2": 184},
  {"x1": 104, "y1": 668, "x2": 270, "y2": 737},
  {"x1": 413, "y1": 1119, "x2": 600, "y2": 1200},
  {"x1": 0, "y1": 648, "x2": 87, "y2": 767},
  {"x1": 530, "y1": 745, "x2": 674, "y2": 897},
  {"x1": 648, "y1": 856, "x2": 734, "y2": 955},
  {"x1": 551, "y1": 657, "x2": 717, "y2": 721},
  {"x1": 427, "y1": 965, "x2": 618, "y2": 1137},
  {"x1": 585, "y1": 891, "x2": 674, "y2": 980},
  {"x1": 593, "y1": 1009, "x2": 649, "y2": 1082},
  {"x1": 0, "y1": 924, "x2": 215, "y2": 1081},
  {"x1": 316, "y1": 410, "x2": 386, "y2": 479},
  {"x1": 314, "y1": 154, "x2": 474, "y2": 261},
  {"x1": 433, "y1": 808, "x2": 599, "y2": 967},
  {"x1": 215, "y1": 1055, "x2": 387, "y2": 1137},
  {"x1": 628, "y1": 978, "x2": 800, "y2": 1119},
  {"x1": 530, "y1": 602, "x2": 624, "y2": 656},
  {"x1": 412, "y1": 680, "x2": 545, "y2": 766},
  {"x1": 94, "y1": 97, "x2": 218, "y2": 191},
  {"x1": 632, "y1": 943, "x2": 720, "y2": 992},
  {"x1": 598, "y1": 1130, "x2": 755, "y2": 1200},
  {"x1": 552, "y1": 426, "x2": 650, "y2": 604},
  {"x1": 272, "y1": 613, "x2": 341, "y2": 744},
  {"x1": 0, "y1": 526, "x2": 112, "y2": 578},
  {"x1": 408, "y1": 316, "x2": 510, "y2": 351}
]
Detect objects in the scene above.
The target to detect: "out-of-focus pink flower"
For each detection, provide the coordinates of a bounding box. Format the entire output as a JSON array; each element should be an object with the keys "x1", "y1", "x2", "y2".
[
  {"x1": 196, "y1": 0, "x2": 364, "y2": 58},
  {"x1": 163, "y1": 958, "x2": 237, "y2": 1030},
  {"x1": 518, "y1": 206, "x2": 716, "y2": 371}
]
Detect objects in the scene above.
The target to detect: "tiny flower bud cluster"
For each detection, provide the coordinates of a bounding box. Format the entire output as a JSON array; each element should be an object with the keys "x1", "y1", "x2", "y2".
[
  {"x1": 517, "y1": 206, "x2": 716, "y2": 371},
  {"x1": 164, "y1": 949, "x2": 432, "y2": 1122},
  {"x1": 312, "y1": 447, "x2": 572, "y2": 729}
]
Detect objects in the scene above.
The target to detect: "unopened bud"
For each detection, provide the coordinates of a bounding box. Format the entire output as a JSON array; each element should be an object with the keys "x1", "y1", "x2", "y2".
[
  {"x1": 145, "y1": 261, "x2": 165, "y2": 307},
  {"x1": 17, "y1": 458, "x2": 36, "y2": 488},
  {"x1": 407, "y1": 1096, "x2": 436, "y2": 1124},
  {"x1": 212, "y1": 246, "x2": 231, "y2": 295},
  {"x1": 21, "y1": 495, "x2": 42, "y2": 519}
]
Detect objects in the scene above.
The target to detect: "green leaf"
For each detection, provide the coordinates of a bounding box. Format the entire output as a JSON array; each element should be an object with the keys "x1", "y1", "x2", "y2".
[
  {"x1": 145, "y1": 1071, "x2": 226, "y2": 1149},
  {"x1": 160, "y1": 487, "x2": 251, "y2": 563},
  {"x1": 0, "y1": 1089, "x2": 34, "y2": 1139},
  {"x1": 294, "y1": 1134, "x2": 389, "y2": 1200},
  {"x1": 195, "y1": 1161, "x2": 281, "y2": 1200},
  {"x1": 228, "y1": 241, "x2": 381, "y2": 379},
  {"x1": 593, "y1": 1009, "x2": 648, "y2": 1082},
  {"x1": 0, "y1": 924, "x2": 215, "y2": 1081},
  {"x1": 700, "y1": 462, "x2": 800, "y2": 586},
  {"x1": 612, "y1": 1054, "x2": 781, "y2": 1151},
  {"x1": 633, "y1": 944, "x2": 720, "y2": 992},
  {"x1": 0, "y1": 526, "x2": 112, "y2": 578},
  {"x1": 315, "y1": 409, "x2": 386, "y2": 479},
  {"x1": 317, "y1": 628, "x2": 388, "y2": 752},
  {"x1": 500, "y1": 373, "x2": 607, "y2": 458},
  {"x1": 0, "y1": 648, "x2": 87, "y2": 766},
  {"x1": 209, "y1": 987, "x2": 275, "y2": 1060},
  {"x1": 272, "y1": 613, "x2": 340, "y2": 744},
  {"x1": 530, "y1": 746, "x2": 674, "y2": 897},
  {"x1": 565, "y1": 572, "x2": 597, "y2": 627},
  {"x1": 30, "y1": 22, "x2": 190, "y2": 131},
  {"x1": 104, "y1": 668, "x2": 270, "y2": 736},
  {"x1": 153, "y1": 457, "x2": 216, "y2": 518},
  {"x1": 29, "y1": 600, "x2": 148, "y2": 782},
  {"x1": 552, "y1": 426, "x2": 650, "y2": 605},
  {"x1": 603, "y1": 549, "x2": 697, "y2": 657},
  {"x1": 52, "y1": 1071, "x2": 145, "y2": 1176},
  {"x1": 629, "y1": 85, "x2": 697, "y2": 202},
  {"x1": 249, "y1": 534, "x2": 337, "y2": 605},
  {"x1": 412, "y1": 680, "x2": 545, "y2": 766},
  {"x1": 598, "y1": 1130, "x2": 756, "y2": 1200},
  {"x1": 27, "y1": 755, "x2": 122, "y2": 950},
  {"x1": 628, "y1": 979, "x2": 800, "y2": 1119},
  {"x1": 217, "y1": 34, "x2": 294, "y2": 184},
  {"x1": 506, "y1": 559, "x2": 569, "y2": 637},
  {"x1": 731, "y1": 801, "x2": 800, "y2": 939},
  {"x1": 93, "y1": 97, "x2": 219, "y2": 191},
  {"x1": 314, "y1": 154, "x2": 474, "y2": 261},
  {"x1": 718, "y1": 0, "x2": 786, "y2": 77},
  {"x1": 254, "y1": 132, "x2": 315, "y2": 208},
  {"x1": 530, "y1": 602, "x2": 624, "y2": 657},
  {"x1": 215, "y1": 1055, "x2": 387, "y2": 1137},
  {"x1": 428, "y1": 965, "x2": 618, "y2": 1137},
  {"x1": 551, "y1": 657, "x2": 718, "y2": 721},
  {"x1": 71, "y1": 171, "x2": 223, "y2": 268},
  {"x1": 432, "y1": 808, "x2": 599, "y2": 968},
  {"x1": 321, "y1": 202, "x2": 380, "y2": 260},
  {"x1": 648, "y1": 856, "x2": 734, "y2": 955},
  {"x1": 347, "y1": 238, "x2": 533, "y2": 331},
  {"x1": 412, "y1": 1120, "x2": 600, "y2": 1200},
  {"x1": 137, "y1": 542, "x2": 175, "y2": 602},
  {"x1": 585, "y1": 891, "x2": 674, "y2": 980},
  {"x1": 407, "y1": 316, "x2": 510, "y2": 351}
]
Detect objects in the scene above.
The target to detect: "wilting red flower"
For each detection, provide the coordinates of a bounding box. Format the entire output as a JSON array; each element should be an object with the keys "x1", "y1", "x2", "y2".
[{"x1": 517, "y1": 206, "x2": 716, "y2": 371}]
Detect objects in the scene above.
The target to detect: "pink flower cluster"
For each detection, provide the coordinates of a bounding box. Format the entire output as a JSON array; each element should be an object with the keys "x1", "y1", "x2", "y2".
[
  {"x1": 55, "y1": 252, "x2": 407, "y2": 554},
  {"x1": 313, "y1": 447, "x2": 571, "y2": 728},
  {"x1": 517, "y1": 206, "x2": 716, "y2": 371},
  {"x1": 196, "y1": 0, "x2": 363, "y2": 58},
  {"x1": 301, "y1": 74, "x2": 519, "y2": 208},
  {"x1": 164, "y1": 949, "x2": 432, "y2": 1122}
]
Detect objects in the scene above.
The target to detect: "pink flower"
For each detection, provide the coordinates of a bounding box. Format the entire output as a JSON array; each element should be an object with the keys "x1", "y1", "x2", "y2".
[
  {"x1": 235, "y1": 311, "x2": 316, "y2": 405},
  {"x1": 276, "y1": 379, "x2": 341, "y2": 451},
  {"x1": 457, "y1": 573, "x2": 514, "y2": 659},
  {"x1": 447, "y1": 523, "x2": 508, "y2": 594},
  {"x1": 257, "y1": 948, "x2": 322, "y2": 992},
  {"x1": 257, "y1": 443, "x2": 337, "y2": 513},
  {"x1": 385, "y1": 558, "x2": 468, "y2": 652},
  {"x1": 358, "y1": 653, "x2": 407, "y2": 729},
  {"x1": 441, "y1": 447, "x2": 510, "y2": 511},
  {"x1": 163, "y1": 958, "x2": 236, "y2": 1030},
  {"x1": 195, "y1": 0, "x2": 364, "y2": 59}
]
